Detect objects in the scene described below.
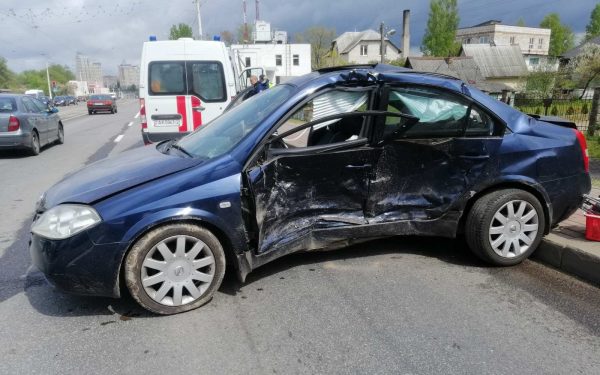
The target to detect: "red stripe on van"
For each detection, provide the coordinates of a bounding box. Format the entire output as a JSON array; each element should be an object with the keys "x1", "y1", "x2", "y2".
[
  {"x1": 191, "y1": 96, "x2": 202, "y2": 130},
  {"x1": 176, "y1": 96, "x2": 187, "y2": 132}
]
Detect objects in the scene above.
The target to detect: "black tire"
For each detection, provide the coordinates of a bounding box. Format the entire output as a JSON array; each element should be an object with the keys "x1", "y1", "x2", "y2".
[
  {"x1": 124, "y1": 223, "x2": 226, "y2": 315},
  {"x1": 110, "y1": 108, "x2": 114, "y2": 114},
  {"x1": 88, "y1": 110, "x2": 93, "y2": 115},
  {"x1": 114, "y1": 107, "x2": 118, "y2": 113},
  {"x1": 29, "y1": 131, "x2": 40, "y2": 156},
  {"x1": 465, "y1": 189, "x2": 545, "y2": 266},
  {"x1": 56, "y1": 123, "x2": 64, "y2": 144}
]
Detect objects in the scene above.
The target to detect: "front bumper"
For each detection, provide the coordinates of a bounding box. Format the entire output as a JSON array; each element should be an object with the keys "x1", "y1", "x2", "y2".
[{"x1": 29, "y1": 229, "x2": 127, "y2": 298}]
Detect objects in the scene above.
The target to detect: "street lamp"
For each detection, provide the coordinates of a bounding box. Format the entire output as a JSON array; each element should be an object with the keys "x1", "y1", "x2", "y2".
[
  {"x1": 40, "y1": 53, "x2": 53, "y2": 99},
  {"x1": 379, "y1": 22, "x2": 396, "y2": 64}
]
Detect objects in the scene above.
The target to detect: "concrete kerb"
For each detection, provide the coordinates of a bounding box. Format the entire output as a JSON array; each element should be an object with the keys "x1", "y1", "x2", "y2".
[{"x1": 533, "y1": 237, "x2": 600, "y2": 287}]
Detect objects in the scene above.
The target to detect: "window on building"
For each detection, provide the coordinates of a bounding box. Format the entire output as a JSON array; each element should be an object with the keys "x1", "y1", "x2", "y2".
[
  {"x1": 538, "y1": 38, "x2": 543, "y2": 49},
  {"x1": 293, "y1": 54, "x2": 299, "y2": 66},
  {"x1": 245, "y1": 57, "x2": 251, "y2": 67},
  {"x1": 360, "y1": 45, "x2": 368, "y2": 56},
  {"x1": 479, "y1": 36, "x2": 489, "y2": 43},
  {"x1": 529, "y1": 57, "x2": 540, "y2": 66},
  {"x1": 275, "y1": 55, "x2": 282, "y2": 66},
  {"x1": 509, "y1": 36, "x2": 515, "y2": 44},
  {"x1": 529, "y1": 38, "x2": 535, "y2": 50},
  {"x1": 464, "y1": 38, "x2": 472, "y2": 44}
]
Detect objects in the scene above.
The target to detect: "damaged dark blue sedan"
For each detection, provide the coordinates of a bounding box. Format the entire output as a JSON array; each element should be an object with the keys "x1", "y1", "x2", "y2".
[{"x1": 30, "y1": 65, "x2": 591, "y2": 314}]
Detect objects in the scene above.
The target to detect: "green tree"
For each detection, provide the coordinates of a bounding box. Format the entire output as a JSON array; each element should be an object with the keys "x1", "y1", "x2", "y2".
[
  {"x1": 220, "y1": 30, "x2": 234, "y2": 45},
  {"x1": 169, "y1": 23, "x2": 193, "y2": 40},
  {"x1": 236, "y1": 24, "x2": 254, "y2": 43},
  {"x1": 302, "y1": 26, "x2": 336, "y2": 69},
  {"x1": 15, "y1": 64, "x2": 75, "y2": 95},
  {"x1": 0, "y1": 57, "x2": 15, "y2": 89},
  {"x1": 421, "y1": 0, "x2": 460, "y2": 57},
  {"x1": 516, "y1": 17, "x2": 526, "y2": 27},
  {"x1": 540, "y1": 13, "x2": 574, "y2": 56},
  {"x1": 568, "y1": 43, "x2": 600, "y2": 100},
  {"x1": 586, "y1": 3, "x2": 600, "y2": 41}
]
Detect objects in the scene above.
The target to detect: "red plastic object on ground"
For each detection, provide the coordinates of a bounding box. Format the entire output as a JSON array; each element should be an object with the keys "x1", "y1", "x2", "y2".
[{"x1": 585, "y1": 214, "x2": 600, "y2": 241}]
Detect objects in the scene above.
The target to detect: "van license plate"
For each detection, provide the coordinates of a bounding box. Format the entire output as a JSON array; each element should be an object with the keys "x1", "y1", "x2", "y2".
[{"x1": 154, "y1": 120, "x2": 181, "y2": 127}]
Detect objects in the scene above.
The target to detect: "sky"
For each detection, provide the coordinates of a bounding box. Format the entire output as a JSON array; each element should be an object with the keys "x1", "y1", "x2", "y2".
[{"x1": 0, "y1": 0, "x2": 598, "y2": 75}]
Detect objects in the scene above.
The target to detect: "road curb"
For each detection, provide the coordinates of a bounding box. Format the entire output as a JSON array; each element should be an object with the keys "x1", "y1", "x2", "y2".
[{"x1": 532, "y1": 237, "x2": 600, "y2": 286}]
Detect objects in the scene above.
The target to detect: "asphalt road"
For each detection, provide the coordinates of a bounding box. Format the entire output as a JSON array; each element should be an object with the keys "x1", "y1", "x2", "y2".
[{"x1": 0, "y1": 101, "x2": 599, "y2": 374}]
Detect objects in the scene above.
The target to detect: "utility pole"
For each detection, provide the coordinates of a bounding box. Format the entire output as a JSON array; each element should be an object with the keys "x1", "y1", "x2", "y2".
[
  {"x1": 380, "y1": 22, "x2": 385, "y2": 64},
  {"x1": 46, "y1": 61, "x2": 53, "y2": 99},
  {"x1": 195, "y1": 0, "x2": 203, "y2": 40}
]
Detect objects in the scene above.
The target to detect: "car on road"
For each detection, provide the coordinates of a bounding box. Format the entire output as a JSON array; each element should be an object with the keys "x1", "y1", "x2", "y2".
[
  {"x1": 30, "y1": 64, "x2": 591, "y2": 314},
  {"x1": 0, "y1": 93, "x2": 64, "y2": 155},
  {"x1": 39, "y1": 95, "x2": 53, "y2": 107},
  {"x1": 53, "y1": 96, "x2": 68, "y2": 106},
  {"x1": 66, "y1": 96, "x2": 78, "y2": 105},
  {"x1": 87, "y1": 94, "x2": 117, "y2": 114}
]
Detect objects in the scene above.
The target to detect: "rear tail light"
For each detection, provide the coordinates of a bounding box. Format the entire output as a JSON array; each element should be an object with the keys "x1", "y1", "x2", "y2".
[
  {"x1": 8, "y1": 115, "x2": 20, "y2": 132},
  {"x1": 573, "y1": 129, "x2": 589, "y2": 173},
  {"x1": 139, "y1": 98, "x2": 147, "y2": 129}
]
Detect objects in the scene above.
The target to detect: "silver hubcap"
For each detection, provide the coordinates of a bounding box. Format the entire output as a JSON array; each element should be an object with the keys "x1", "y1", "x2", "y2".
[
  {"x1": 489, "y1": 200, "x2": 539, "y2": 258},
  {"x1": 141, "y1": 235, "x2": 215, "y2": 306}
]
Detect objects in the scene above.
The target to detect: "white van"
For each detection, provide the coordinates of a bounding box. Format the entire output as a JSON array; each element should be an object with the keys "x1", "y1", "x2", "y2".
[{"x1": 139, "y1": 39, "x2": 239, "y2": 144}]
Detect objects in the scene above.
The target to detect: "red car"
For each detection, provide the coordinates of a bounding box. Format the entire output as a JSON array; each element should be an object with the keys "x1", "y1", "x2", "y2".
[{"x1": 87, "y1": 94, "x2": 117, "y2": 115}]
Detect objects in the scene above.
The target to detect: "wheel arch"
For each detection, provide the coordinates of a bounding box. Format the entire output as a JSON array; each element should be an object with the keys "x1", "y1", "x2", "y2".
[
  {"x1": 116, "y1": 216, "x2": 240, "y2": 299},
  {"x1": 458, "y1": 180, "x2": 552, "y2": 237}
]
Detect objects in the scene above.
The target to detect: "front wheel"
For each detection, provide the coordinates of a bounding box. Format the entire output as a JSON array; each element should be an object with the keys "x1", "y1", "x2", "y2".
[
  {"x1": 124, "y1": 223, "x2": 226, "y2": 315},
  {"x1": 465, "y1": 189, "x2": 545, "y2": 266}
]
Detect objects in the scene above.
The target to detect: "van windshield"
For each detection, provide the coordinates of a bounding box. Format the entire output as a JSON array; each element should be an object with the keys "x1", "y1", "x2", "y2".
[{"x1": 175, "y1": 85, "x2": 295, "y2": 159}]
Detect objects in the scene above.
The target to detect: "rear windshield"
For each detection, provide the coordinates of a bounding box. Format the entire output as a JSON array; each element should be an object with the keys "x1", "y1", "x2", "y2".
[
  {"x1": 0, "y1": 97, "x2": 17, "y2": 113},
  {"x1": 149, "y1": 61, "x2": 226, "y2": 102},
  {"x1": 90, "y1": 95, "x2": 111, "y2": 100}
]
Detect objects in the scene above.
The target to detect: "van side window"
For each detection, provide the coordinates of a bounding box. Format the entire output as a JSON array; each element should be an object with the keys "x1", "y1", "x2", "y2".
[
  {"x1": 188, "y1": 61, "x2": 226, "y2": 102},
  {"x1": 149, "y1": 62, "x2": 185, "y2": 95}
]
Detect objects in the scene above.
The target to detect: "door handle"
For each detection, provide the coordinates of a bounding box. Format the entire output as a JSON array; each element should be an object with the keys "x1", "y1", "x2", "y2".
[
  {"x1": 458, "y1": 154, "x2": 490, "y2": 160},
  {"x1": 345, "y1": 164, "x2": 372, "y2": 169},
  {"x1": 192, "y1": 106, "x2": 205, "y2": 112}
]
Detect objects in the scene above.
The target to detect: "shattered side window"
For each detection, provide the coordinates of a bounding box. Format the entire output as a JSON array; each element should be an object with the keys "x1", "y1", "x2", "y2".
[
  {"x1": 276, "y1": 90, "x2": 369, "y2": 148},
  {"x1": 387, "y1": 87, "x2": 468, "y2": 138},
  {"x1": 466, "y1": 106, "x2": 495, "y2": 136}
]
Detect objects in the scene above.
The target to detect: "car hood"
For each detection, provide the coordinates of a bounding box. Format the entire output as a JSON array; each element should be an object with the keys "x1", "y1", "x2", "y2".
[{"x1": 42, "y1": 145, "x2": 203, "y2": 208}]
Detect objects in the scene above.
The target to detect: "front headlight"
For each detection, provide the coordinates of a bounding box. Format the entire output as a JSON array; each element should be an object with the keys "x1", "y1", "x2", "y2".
[{"x1": 31, "y1": 204, "x2": 102, "y2": 240}]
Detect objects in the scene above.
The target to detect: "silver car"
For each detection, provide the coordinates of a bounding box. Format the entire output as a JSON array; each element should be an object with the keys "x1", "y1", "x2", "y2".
[{"x1": 0, "y1": 94, "x2": 64, "y2": 155}]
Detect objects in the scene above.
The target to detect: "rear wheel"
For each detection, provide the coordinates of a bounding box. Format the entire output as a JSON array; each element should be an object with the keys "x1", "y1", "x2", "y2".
[
  {"x1": 124, "y1": 223, "x2": 226, "y2": 315},
  {"x1": 29, "y1": 131, "x2": 40, "y2": 156},
  {"x1": 465, "y1": 189, "x2": 545, "y2": 266},
  {"x1": 56, "y1": 123, "x2": 64, "y2": 144}
]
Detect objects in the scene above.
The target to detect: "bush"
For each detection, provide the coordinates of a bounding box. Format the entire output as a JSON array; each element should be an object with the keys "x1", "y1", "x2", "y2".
[
  {"x1": 566, "y1": 106, "x2": 575, "y2": 115},
  {"x1": 582, "y1": 102, "x2": 589, "y2": 115},
  {"x1": 551, "y1": 106, "x2": 559, "y2": 116},
  {"x1": 534, "y1": 107, "x2": 542, "y2": 115}
]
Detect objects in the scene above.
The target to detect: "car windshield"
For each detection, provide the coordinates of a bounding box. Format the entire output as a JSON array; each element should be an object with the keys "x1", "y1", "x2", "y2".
[
  {"x1": 176, "y1": 84, "x2": 295, "y2": 159},
  {"x1": 90, "y1": 95, "x2": 110, "y2": 100}
]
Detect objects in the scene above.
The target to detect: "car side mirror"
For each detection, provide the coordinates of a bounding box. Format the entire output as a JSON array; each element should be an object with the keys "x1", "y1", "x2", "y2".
[{"x1": 49, "y1": 107, "x2": 59, "y2": 114}]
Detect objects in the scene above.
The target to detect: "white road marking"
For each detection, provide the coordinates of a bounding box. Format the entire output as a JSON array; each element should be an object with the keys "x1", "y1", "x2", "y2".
[
  {"x1": 134, "y1": 112, "x2": 140, "y2": 119},
  {"x1": 114, "y1": 134, "x2": 124, "y2": 143},
  {"x1": 127, "y1": 121, "x2": 133, "y2": 127}
]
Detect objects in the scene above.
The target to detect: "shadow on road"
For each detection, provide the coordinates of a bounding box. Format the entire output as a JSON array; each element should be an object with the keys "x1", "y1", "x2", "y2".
[
  {"x1": 0, "y1": 142, "x2": 61, "y2": 159},
  {"x1": 219, "y1": 236, "x2": 487, "y2": 296}
]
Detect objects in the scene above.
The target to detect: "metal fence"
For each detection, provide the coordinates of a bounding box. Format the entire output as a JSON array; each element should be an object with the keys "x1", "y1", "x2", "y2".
[{"x1": 513, "y1": 94, "x2": 592, "y2": 132}]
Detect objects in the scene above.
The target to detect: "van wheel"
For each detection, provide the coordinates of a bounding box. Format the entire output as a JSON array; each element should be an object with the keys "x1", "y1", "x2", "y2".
[
  {"x1": 465, "y1": 189, "x2": 545, "y2": 266},
  {"x1": 124, "y1": 223, "x2": 226, "y2": 315}
]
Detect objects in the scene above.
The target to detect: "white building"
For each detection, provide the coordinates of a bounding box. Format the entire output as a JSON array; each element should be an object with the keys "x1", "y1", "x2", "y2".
[
  {"x1": 332, "y1": 30, "x2": 401, "y2": 64},
  {"x1": 75, "y1": 53, "x2": 104, "y2": 93},
  {"x1": 230, "y1": 43, "x2": 311, "y2": 84},
  {"x1": 456, "y1": 20, "x2": 556, "y2": 71},
  {"x1": 118, "y1": 63, "x2": 140, "y2": 89},
  {"x1": 67, "y1": 80, "x2": 89, "y2": 97}
]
